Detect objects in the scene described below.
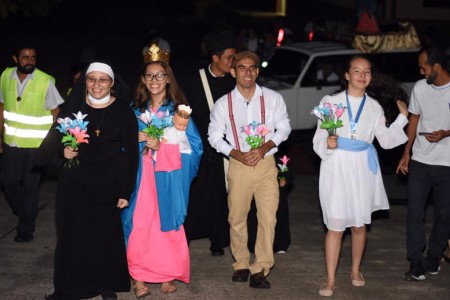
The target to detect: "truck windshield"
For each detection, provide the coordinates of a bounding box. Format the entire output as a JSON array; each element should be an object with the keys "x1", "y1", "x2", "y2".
[{"x1": 259, "y1": 49, "x2": 309, "y2": 86}]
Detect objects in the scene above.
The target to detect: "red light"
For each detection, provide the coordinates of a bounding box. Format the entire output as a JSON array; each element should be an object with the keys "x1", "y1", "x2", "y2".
[
  {"x1": 277, "y1": 28, "x2": 285, "y2": 46},
  {"x1": 308, "y1": 31, "x2": 314, "y2": 41}
]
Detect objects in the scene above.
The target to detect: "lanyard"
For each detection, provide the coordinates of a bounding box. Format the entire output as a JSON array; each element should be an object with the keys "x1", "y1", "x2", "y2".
[{"x1": 345, "y1": 90, "x2": 366, "y2": 140}]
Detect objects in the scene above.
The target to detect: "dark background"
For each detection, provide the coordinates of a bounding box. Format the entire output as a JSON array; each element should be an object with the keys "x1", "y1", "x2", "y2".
[
  {"x1": 0, "y1": 0, "x2": 448, "y2": 124},
  {"x1": 0, "y1": 1, "x2": 374, "y2": 95},
  {"x1": 2, "y1": 0, "x2": 448, "y2": 177}
]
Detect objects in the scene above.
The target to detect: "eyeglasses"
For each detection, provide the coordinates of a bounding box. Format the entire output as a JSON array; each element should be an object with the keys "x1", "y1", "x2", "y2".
[
  {"x1": 86, "y1": 77, "x2": 111, "y2": 85},
  {"x1": 144, "y1": 73, "x2": 167, "y2": 81}
]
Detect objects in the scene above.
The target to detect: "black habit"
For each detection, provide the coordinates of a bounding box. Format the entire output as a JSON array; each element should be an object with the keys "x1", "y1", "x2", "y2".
[{"x1": 36, "y1": 90, "x2": 139, "y2": 299}]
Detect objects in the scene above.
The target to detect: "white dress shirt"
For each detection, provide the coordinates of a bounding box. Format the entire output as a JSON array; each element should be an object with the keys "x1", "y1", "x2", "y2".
[{"x1": 208, "y1": 84, "x2": 291, "y2": 157}]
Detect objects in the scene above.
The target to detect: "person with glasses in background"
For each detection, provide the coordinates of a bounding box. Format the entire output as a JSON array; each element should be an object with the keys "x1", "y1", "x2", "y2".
[
  {"x1": 37, "y1": 62, "x2": 139, "y2": 300},
  {"x1": 121, "y1": 44, "x2": 202, "y2": 297},
  {"x1": 0, "y1": 39, "x2": 64, "y2": 243}
]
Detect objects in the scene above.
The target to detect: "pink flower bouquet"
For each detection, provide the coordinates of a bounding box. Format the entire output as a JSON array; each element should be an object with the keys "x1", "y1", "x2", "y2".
[
  {"x1": 311, "y1": 102, "x2": 346, "y2": 136},
  {"x1": 241, "y1": 121, "x2": 271, "y2": 149},
  {"x1": 138, "y1": 109, "x2": 172, "y2": 154},
  {"x1": 55, "y1": 111, "x2": 89, "y2": 167}
]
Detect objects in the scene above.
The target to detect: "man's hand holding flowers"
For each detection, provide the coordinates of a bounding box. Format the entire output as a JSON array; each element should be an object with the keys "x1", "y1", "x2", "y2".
[
  {"x1": 229, "y1": 122, "x2": 273, "y2": 167},
  {"x1": 244, "y1": 140, "x2": 276, "y2": 166}
]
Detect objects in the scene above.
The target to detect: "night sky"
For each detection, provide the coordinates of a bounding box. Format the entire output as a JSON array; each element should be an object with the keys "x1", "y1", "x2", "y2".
[{"x1": 0, "y1": 1, "x2": 355, "y2": 94}]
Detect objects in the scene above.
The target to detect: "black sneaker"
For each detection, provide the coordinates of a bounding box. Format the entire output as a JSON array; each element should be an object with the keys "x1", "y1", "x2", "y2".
[
  {"x1": 426, "y1": 256, "x2": 441, "y2": 275},
  {"x1": 403, "y1": 261, "x2": 426, "y2": 281}
]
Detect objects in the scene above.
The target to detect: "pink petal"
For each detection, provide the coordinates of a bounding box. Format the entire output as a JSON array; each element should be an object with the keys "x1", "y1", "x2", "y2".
[
  {"x1": 261, "y1": 127, "x2": 271, "y2": 136},
  {"x1": 336, "y1": 107, "x2": 345, "y2": 118},
  {"x1": 280, "y1": 155, "x2": 290, "y2": 165},
  {"x1": 243, "y1": 125, "x2": 251, "y2": 136}
]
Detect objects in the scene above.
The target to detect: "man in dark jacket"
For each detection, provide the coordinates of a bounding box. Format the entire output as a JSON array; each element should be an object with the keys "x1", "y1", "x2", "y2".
[{"x1": 181, "y1": 30, "x2": 236, "y2": 256}]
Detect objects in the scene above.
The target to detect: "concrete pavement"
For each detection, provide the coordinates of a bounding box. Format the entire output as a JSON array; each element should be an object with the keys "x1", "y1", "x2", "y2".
[{"x1": 1, "y1": 165, "x2": 449, "y2": 299}]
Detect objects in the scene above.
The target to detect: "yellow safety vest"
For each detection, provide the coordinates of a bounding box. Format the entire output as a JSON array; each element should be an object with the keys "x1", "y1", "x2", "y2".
[{"x1": 1, "y1": 67, "x2": 54, "y2": 148}]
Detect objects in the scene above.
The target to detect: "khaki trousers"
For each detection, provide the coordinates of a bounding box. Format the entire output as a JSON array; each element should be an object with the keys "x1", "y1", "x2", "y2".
[{"x1": 227, "y1": 156, "x2": 279, "y2": 276}]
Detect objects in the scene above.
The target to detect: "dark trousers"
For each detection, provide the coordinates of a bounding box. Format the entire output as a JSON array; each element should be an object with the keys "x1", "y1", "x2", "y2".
[
  {"x1": 1, "y1": 145, "x2": 41, "y2": 234},
  {"x1": 184, "y1": 151, "x2": 230, "y2": 251},
  {"x1": 407, "y1": 160, "x2": 450, "y2": 261}
]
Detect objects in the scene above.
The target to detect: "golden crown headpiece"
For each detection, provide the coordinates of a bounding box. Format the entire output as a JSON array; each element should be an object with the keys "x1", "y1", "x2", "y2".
[{"x1": 144, "y1": 44, "x2": 170, "y2": 64}]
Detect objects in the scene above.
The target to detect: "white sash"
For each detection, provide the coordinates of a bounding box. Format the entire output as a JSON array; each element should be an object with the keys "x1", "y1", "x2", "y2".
[{"x1": 199, "y1": 68, "x2": 229, "y2": 191}]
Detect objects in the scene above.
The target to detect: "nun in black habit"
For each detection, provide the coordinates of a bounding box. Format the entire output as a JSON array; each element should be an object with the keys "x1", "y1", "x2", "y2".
[{"x1": 38, "y1": 62, "x2": 139, "y2": 300}]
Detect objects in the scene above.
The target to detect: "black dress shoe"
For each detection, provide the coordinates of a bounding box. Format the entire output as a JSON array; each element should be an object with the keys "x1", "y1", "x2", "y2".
[
  {"x1": 249, "y1": 271, "x2": 271, "y2": 289},
  {"x1": 210, "y1": 247, "x2": 225, "y2": 256},
  {"x1": 101, "y1": 290, "x2": 117, "y2": 300},
  {"x1": 232, "y1": 269, "x2": 250, "y2": 282},
  {"x1": 14, "y1": 232, "x2": 33, "y2": 243}
]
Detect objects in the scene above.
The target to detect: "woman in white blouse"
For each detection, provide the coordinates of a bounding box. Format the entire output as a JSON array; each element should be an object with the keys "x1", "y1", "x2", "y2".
[{"x1": 313, "y1": 55, "x2": 409, "y2": 297}]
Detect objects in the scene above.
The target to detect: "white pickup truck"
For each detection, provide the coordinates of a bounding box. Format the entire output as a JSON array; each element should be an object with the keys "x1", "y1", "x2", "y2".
[{"x1": 258, "y1": 42, "x2": 421, "y2": 130}]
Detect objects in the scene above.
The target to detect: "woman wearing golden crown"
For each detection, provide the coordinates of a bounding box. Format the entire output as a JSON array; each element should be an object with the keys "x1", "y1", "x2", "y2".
[{"x1": 121, "y1": 44, "x2": 202, "y2": 297}]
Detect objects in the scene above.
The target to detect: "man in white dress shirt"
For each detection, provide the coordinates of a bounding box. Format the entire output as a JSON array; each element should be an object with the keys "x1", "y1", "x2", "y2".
[{"x1": 208, "y1": 51, "x2": 291, "y2": 289}]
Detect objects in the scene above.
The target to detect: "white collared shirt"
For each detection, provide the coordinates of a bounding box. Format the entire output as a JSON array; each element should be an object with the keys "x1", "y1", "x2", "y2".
[{"x1": 208, "y1": 84, "x2": 291, "y2": 156}]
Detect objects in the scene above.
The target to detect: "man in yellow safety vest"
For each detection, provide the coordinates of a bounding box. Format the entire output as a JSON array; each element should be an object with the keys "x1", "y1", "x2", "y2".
[{"x1": 0, "y1": 40, "x2": 64, "y2": 242}]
